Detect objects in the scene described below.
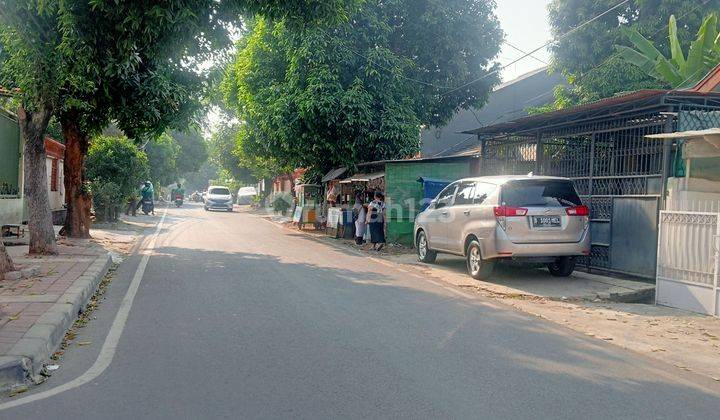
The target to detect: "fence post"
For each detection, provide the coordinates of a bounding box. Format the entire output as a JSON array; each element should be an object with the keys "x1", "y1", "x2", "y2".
[
  {"x1": 714, "y1": 214, "x2": 720, "y2": 316},
  {"x1": 534, "y1": 131, "x2": 543, "y2": 174},
  {"x1": 660, "y1": 116, "x2": 675, "y2": 211}
]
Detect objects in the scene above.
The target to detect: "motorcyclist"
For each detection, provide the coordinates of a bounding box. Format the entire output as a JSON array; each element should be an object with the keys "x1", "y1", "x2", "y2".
[
  {"x1": 171, "y1": 182, "x2": 185, "y2": 202},
  {"x1": 136, "y1": 181, "x2": 155, "y2": 215}
]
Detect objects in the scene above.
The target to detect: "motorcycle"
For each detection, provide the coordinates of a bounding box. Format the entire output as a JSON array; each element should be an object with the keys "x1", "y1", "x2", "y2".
[
  {"x1": 174, "y1": 194, "x2": 184, "y2": 207},
  {"x1": 141, "y1": 196, "x2": 154, "y2": 215}
]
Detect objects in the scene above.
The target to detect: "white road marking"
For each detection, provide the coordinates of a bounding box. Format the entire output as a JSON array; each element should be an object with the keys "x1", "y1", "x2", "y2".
[{"x1": 0, "y1": 208, "x2": 168, "y2": 410}]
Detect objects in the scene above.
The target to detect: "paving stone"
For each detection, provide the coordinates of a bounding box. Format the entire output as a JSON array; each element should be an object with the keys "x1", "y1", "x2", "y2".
[{"x1": 4, "y1": 271, "x2": 22, "y2": 281}]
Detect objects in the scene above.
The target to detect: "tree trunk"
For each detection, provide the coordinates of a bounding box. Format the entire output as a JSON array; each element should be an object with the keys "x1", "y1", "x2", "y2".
[
  {"x1": 18, "y1": 104, "x2": 58, "y2": 255},
  {"x1": 60, "y1": 112, "x2": 92, "y2": 238},
  {"x1": 0, "y1": 239, "x2": 14, "y2": 275}
]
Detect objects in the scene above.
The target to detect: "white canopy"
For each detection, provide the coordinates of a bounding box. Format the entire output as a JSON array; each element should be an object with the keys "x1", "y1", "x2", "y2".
[{"x1": 646, "y1": 128, "x2": 720, "y2": 158}]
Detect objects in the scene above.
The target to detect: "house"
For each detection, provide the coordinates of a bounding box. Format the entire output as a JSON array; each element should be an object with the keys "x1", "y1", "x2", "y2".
[
  {"x1": 461, "y1": 71, "x2": 720, "y2": 280},
  {"x1": 0, "y1": 105, "x2": 66, "y2": 226},
  {"x1": 45, "y1": 137, "x2": 66, "y2": 224},
  {"x1": 420, "y1": 67, "x2": 565, "y2": 157},
  {"x1": 0, "y1": 106, "x2": 23, "y2": 226}
]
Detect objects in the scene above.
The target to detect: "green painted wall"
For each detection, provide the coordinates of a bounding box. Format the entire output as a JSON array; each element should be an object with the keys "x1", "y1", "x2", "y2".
[
  {"x1": 0, "y1": 112, "x2": 20, "y2": 191},
  {"x1": 385, "y1": 160, "x2": 472, "y2": 246}
]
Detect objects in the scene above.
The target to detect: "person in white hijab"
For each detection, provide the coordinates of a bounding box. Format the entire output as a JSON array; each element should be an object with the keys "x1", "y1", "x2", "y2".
[{"x1": 353, "y1": 195, "x2": 366, "y2": 245}]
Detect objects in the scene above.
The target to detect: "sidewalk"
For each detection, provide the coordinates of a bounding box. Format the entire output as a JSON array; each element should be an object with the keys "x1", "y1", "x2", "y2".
[
  {"x1": 256, "y1": 209, "x2": 720, "y2": 381},
  {"x1": 0, "y1": 214, "x2": 150, "y2": 392}
]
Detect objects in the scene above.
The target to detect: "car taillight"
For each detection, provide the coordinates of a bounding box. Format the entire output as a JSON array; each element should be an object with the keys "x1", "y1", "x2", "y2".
[
  {"x1": 493, "y1": 206, "x2": 528, "y2": 217},
  {"x1": 566, "y1": 205, "x2": 589, "y2": 216},
  {"x1": 494, "y1": 206, "x2": 527, "y2": 231}
]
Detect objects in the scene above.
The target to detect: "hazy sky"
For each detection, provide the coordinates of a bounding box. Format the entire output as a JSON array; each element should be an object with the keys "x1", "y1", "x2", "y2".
[{"x1": 495, "y1": 0, "x2": 553, "y2": 82}]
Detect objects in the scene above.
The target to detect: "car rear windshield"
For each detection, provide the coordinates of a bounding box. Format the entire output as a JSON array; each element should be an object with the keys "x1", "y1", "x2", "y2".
[
  {"x1": 209, "y1": 188, "x2": 230, "y2": 195},
  {"x1": 501, "y1": 180, "x2": 581, "y2": 208}
]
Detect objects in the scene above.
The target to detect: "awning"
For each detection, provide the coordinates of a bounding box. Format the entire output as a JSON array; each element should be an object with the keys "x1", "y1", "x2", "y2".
[
  {"x1": 321, "y1": 167, "x2": 348, "y2": 183},
  {"x1": 339, "y1": 172, "x2": 385, "y2": 184},
  {"x1": 646, "y1": 128, "x2": 720, "y2": 158}
]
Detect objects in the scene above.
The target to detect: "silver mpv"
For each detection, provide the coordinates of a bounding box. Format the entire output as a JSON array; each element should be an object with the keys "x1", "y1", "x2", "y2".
[{"x1": 414, "y1": 175, "x2": 590, "y2": 279}]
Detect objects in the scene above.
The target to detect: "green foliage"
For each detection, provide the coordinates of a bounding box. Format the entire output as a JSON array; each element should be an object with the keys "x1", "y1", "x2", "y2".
[
  {"x1": 616, "y1": 13, "x2": 720, "y2": 88},
  {"x1": 145, "y1": 133, "x2": 181, "y2": 188},
  {"x1": 209, "y1": 122, "x2": 261, "y2": 183},
  {"x1": 85, "y1": 135, "x2": 149, "y2": 221},
  {"x1": 547, "y1": 0, "x2": 720, "y2": 106},
  {"x1": 223, "y1": 0, "x2": 503, "y2": 176},
  {"x1": 0, "y1": 0, "x2": 352, "y2": 144},
  {"x1": 171, "y1": 130, "x2": 209, "y2": 175},
  {"x1": 183, "y1": 160, "x2": 219, "y2": 192}
]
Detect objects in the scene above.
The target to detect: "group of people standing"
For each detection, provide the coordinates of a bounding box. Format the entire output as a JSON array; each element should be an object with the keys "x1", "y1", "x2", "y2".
[{"x1": 352, "y1": 191, "x2": 386, "y2": 251}]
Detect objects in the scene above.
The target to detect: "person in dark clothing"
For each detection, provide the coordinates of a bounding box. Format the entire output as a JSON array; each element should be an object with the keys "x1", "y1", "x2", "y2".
[{"x1": 366, "y1": 191, "x2": 386, "y2": 251}]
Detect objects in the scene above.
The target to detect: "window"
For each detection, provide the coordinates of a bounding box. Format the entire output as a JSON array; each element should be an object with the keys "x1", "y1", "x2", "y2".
[
  {"x1": 453, "y1": 182, "x2": 475, "y2": 205},
  {"x1": 473, "y1": 182, "x2": 495, "y2": 204},
  {"x1": 50, "y1": 159, "x2": 58, "y2": 192},
  {"x1": 435, "y1": 183, "x2": 458, "y2": 209},
  {"x1": 209, "y1": 187, "x2": 230, "y2": 195},
  {"x1": 501, "y1": 180, "x2": 581, "y2": 208}
]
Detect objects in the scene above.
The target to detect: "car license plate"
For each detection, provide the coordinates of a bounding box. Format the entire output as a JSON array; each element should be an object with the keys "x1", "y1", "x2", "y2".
[{"x1": 532, "y1": 216, "x2": 561, "y2": 227}]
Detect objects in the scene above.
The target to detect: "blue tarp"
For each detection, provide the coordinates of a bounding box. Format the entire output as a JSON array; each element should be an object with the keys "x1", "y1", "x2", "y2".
[{"x1": 417, "y1": 177, "x2": 450, "y2": 211}]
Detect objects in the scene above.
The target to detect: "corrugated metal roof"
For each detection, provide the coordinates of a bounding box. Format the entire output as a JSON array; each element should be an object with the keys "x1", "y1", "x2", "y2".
[
  {"x1": 356, "y1": 152, "x2": 479, "y2": 168},
  {"x1": 463, "y1": 90, "x2": 720, "y2": 136},
  {"x1": 321, "y1": 167, "x2": 347, "y2": 183}
]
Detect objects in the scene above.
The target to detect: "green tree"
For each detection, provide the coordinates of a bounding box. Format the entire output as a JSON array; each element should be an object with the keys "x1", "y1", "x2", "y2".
[
  {"x1": 616, "y1": 13, "x2": 720, "y2": 88},
  {"x1": 0, "y1": 1, "x2": 63, "y2": 254},
  {"x1": 223, "y1": 0, "x2": 503, "y2": 178},
  {"x1": 85, "y1": 136, "x2": 149, "y2": 222},
  {"x1": 0, "y1": 0, "x2": 350, "y2": 253},
  {"x1": 171, "y1": 130, "x2": 209, "y2": 176},
  {"x1": 548, "y1": 0, "x2": 720, "y2": 105},
  {"x1": 145, "y1": 133, "x2": 181, "y2": 189}
]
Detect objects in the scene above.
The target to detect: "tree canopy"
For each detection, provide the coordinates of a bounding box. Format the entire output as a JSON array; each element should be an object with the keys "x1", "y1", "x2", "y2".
[
  {"x1": 616, "y1": 12, "x2": 720, "y2": 88},
  {"x1": 223, "y1": 0, "x2": 503, "y2": 179},
  {"x1": 547, "y1": 0, "x2": 720, "y2": 105}
]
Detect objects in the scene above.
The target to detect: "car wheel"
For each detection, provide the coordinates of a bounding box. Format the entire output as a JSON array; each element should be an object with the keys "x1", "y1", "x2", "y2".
[
  {"x1": 416, "y1": 230, "x2": 437, "y2": 263},
  {"x1": 204, "y1": 206, "x2": 209, "y2": 211},
  {"x1": 227, "y1": 207, "x2": 233, "y2": 212},
  {"x1": 547, "y1": 257, "x2": 576, "y2": 277},
  {"x1": 466, "y1": 240, "x2": 495, "y2": 280}
]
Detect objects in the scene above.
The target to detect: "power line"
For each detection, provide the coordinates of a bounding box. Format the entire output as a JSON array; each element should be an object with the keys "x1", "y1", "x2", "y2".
[
  {"x1": 317, "y1": 0, "x2": 630, "y2": 95},
  {"x1": 438, "y1": 0, "x2": 631, "y2": 97},
  {"x1": 502, "y1": 41, "x2": 547, "y2": 65},
  {"x1": 427, "y1": 0, "x2": 712, "y2": 157}
]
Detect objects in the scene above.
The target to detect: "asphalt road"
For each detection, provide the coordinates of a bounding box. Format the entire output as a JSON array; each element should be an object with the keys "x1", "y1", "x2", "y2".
[{"x1": 2, "y1": 203, "x2": 719, "y2": 419}]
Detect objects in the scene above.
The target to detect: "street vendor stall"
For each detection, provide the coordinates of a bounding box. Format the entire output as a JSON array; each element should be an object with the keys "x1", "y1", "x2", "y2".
[
  {"x1": 321, "y1": 167, "x2": 352, "y2": 237},
  {"x1": 292, "y1": 183, "x2": 322, "y2": 230},
  {"x1": 337, "y1": 171, "x2": 385, "y2": 243},
  {"x1": 338, "y1": 172, "x2": 385, "y2": 203}
]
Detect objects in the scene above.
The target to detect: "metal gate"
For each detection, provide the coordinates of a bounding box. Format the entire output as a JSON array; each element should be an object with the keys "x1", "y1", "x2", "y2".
[
  {"x1": 656, "y1": 211, "x2": 720, "y2": 317},
  {"x1": 480, "y1": 116, "x2": 669, "y2": 278}
]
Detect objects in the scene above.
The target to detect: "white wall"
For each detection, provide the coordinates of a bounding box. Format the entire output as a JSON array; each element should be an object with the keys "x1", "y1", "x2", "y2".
[
  {"x1": 666, "y1": 177, "x2": 720, "y2": 211},
  {"x1": 45, "y1": 157, "x2": 65, "y2": 211},
  {"x1": 0, "y1": 197, "x2": 23, "y2": 225}
]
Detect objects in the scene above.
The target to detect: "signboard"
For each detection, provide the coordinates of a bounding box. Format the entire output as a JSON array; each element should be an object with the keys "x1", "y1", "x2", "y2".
[
  {"x1": 327, "y1": 207, "x2": 342, "y2": 229},
  {"x1": 292, "y1": 206, "x2": 303, "y2": 223}
]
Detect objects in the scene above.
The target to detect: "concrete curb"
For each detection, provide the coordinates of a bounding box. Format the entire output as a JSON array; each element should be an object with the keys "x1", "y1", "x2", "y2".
[{"x1": 0, "y1": 252, "x2": 112, "y2": 391}]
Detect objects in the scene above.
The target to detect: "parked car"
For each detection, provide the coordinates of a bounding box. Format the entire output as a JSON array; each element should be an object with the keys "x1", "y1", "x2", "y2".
[
  {"x1": 414, "y1": 175, "x2": 590, "y2": 280},
  {"x1": 204, "y1": 186, "x2": 234, "y2": 212},
  {"x1": 236, "y1": 186, "x2": 258, "y2": 205}
]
